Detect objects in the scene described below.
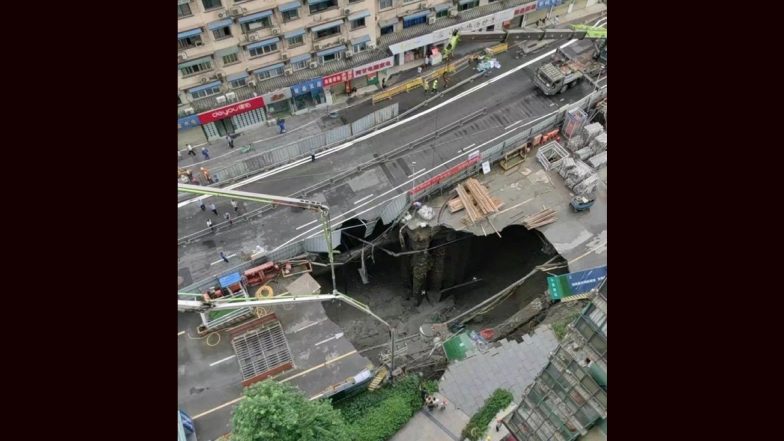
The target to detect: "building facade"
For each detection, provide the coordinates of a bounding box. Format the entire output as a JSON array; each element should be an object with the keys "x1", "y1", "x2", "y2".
[
  {"x1": 504, "y1": 283, "x2": 607, "y2": 441},
  {"x1": 177, "y1": 0, "x2": 597, "y2": 145}
]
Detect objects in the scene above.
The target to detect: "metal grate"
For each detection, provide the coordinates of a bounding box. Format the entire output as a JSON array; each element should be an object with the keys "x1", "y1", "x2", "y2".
[{"x1": 232, "y1": 321, "x2": 293, "y2": 381}]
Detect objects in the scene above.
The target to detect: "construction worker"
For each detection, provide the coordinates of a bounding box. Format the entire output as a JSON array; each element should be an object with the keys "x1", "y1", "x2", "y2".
[
  {"x1": 423, "y1": 78, "x2": 429, "y2": 95},
  {"x1": 201, "y1": 167, "x2": 211, "y2": 183},
  {"x1": 431, "y1": 78, "x2": 438, "y2": 94}
]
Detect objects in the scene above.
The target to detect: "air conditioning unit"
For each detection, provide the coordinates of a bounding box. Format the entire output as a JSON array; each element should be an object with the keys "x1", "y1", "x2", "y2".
[
  {"x1": 229, "y1": 6, "x2": 246, "y2": 17},
  {"x1": 313, "y1": 43, "x2": 321, "y2": 50},
  {"x1": 344, "y1": 8, "x2": 351, "y2": 15},
  {"x1": 216, "y1": 71, "x2": 224, "y2": 80},
  {"x1": 345, "y1": 50, "x2": 354, "y2": 58},
  {"x1": 338, "y1": 37, "x2": 346, "y2": 44},
  {"x1": 178, "y1": 52, "x2": 188, "y2": 61},
  {"x1": 449, "y1": 8, "x2": 458, "y2": 18},
  {"x1": 217, "y1": 10, "x2": 227, "y2": 18},
  {"x1": 184, "y1": 107, "x2": 195, "y2": 115},
  {"x1": 248, "y1": 80, "x2": 257, "y2": 87},
  {"x1": 271, "y1": 27, "x2": 280, "y2": 35},
  {"x1": 309, "y1": 61, "x2": 319, "y2": 69},
  {"x1": 313, "y1": 15, "x2": 322, "y2": 22},
  {"x1": 248, "y1": 33, "x2": 260, "y2": 42},
  {"x1": 216, "y1": 95, "x2": 227, "y2": 104},
  {"x1": 428, "y1": 16, "x2": 436, "y2": 24},
  {"x1": 367, "y1": 42, "x2": 376, "y2": 49},
  {"x1": 281, "y1": 52, "x2": 289, "y2": 60},
  {"x1": 225, "y1": 91, "x2": 237, "y2": 101},
  {"x1": 199, "y1": 76, "x2": 210, "y2": 84},
  {"x1": 285, "y1": 67, "x2": 294, "y2": 75},
  {"x1": 195, "y1": 41, "x2": 204, "y2": 47}
]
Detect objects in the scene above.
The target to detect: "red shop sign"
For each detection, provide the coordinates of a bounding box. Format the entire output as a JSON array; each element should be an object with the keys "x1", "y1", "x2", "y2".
[
  {"x1": 322, "y1": 70, "x2": 354, "y2": 87},
  {"x1": 409, "y1": 156, "x2": 481, "y2": 195},
  {"x1": 513, "y1": 2, "x2": 536, "y2": 17},
  {"x1": 198, "y1": 96, "x2": 265, "y2": 124}
]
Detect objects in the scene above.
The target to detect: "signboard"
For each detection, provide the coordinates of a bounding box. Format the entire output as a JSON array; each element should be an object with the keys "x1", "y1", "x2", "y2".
[
  {"x1": 351, "y1": 56, "x2": 394, "y2": 79},
  {"x1": 197, "y1": 97, "x2": 265, "y2": 124},
  {"x1": 513, "y1": 1, "x2": 537, "y2": 16},
  {"x1": 547, "y1": 265, "x2": 607, "y2": 300},
  {"x1": 291, "y1": 78, "x2": 323, "y2": 96},
  {"x1": 366, "y1": 73, "x2": 379, "y2": 85},
  {"x1": 177, "y1": 114, "x2": 202, "y2": 130},
  {"x1": 409, "y1": 156, "x2": 480, "y2": 195},
  {"x1": 323, "y1": 70, "x2": 353, "y2": 87},
  {"x1": 261, "y1": 88, "x2": 292, "y2": 104},
  {"x1": 537, "y1": 0, "x2": 563, "y2": 9},
  {"x1": 482, "y1": 161, "x2": 491, "y2": 174}
]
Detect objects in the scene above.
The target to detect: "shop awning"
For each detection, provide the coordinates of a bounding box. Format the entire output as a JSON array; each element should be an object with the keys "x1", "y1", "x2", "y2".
[
  {"x1": 238, "y1": 10, "x2": 273, "y2": 23},
  {"x1": 458, "y1": 0, "x2": 476, "y2": 4},
  {"x1": 208, "y1": 18, "x2": 233, "y2": 30},
  {"x1": 226, "y1": 71, "x2": 249, "y2": 81},
  {"x1": 290, "y1": 53, "x2": 311, "y2": 63},
  {"x1": 434, "y1": 3, "x2": 452, "y2": 12},
  {"x1": 403, "y1": 11, "x2": 429, "y2": 21},
  {"x1": 307, "y1": 0, "x2": 330, "y2": 4},
  {"x1": 178, "y1": 28, "x2": 202, "y2": 39},
  {"x1": 279, "y1": 1, "x2": 301, "y2": 11},
  {"x1": 379, "y1": 18, "x2": 398, "y2": 27},
  {"x1": 253, "y1": 63, "x2": 285, "y2": 74},
  {"x1": 311, "y1": 19, "x2": 343, "y2": 33},
  {"x1": 284, "y1": 28, "x2": 306, "y2": 38},
  {"x1": 247, "y1": 37, "x2": 280, "y2": 49},
  {"x1": 188, "y1": 81, "x2": 222, "y2": 93},
  {"x1": 178, "y1": 56, "x2": 212, "y2": 69},
  {"x1": 348, "y1": 10, "x2": 371, "y2": 21},
  {"x1": 317, "y1": 45, "x2": 346, "y2": 57},
  {"x1": 351, "y1": 34, "x2": 370, "y2": 45},
  {"x1": 214, "y1": 46, "x2": 240, "y2": 57}
]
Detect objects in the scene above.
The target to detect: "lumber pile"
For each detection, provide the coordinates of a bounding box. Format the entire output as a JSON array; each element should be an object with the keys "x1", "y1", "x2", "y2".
[
  {"x1": 450, "y1": 178, "x2": 503, "y2": 225},
  {"x1": 464, "y1": 178, "x2": 497, "y2": 215},
  {"x1": 448, "y1": 196, "x2": 503, "y2": 213},
  {"x1": 455, "y1": 183, "x2": 482, "y2": 223},
  {"x1": 521, "y1": 208, "x2": 558, "y2": 229}
]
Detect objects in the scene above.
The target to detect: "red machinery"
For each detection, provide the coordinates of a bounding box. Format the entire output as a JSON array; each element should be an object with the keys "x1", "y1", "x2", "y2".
[{"x1": 244, "y1": 262, "x2": 281, "y2": 287}]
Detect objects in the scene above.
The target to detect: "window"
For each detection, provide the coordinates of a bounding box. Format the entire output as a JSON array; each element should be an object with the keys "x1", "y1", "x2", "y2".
[
  {"x1": 222, "y1": 52, "x2": 239, "y2": 65},
  {"x1": 180, "y1": 60, "x2": 213, "y2": 77},
  {"x1": 380, "y1": 24, "x2": 394, "y2": 35},
  {"x1": 309, "y1": 0, "x2": 337, "y2": 14},
  {"x1": 286, "y1": 35, "x2": 304, "y2": 47},
  {"x1": 459, "y1": 0, "x2": 479, "y2": 11},
  {"x1": 212, "y1": 26, "x2": 232, "y2": 40},
  {"x1": 256, "y1": 66, "x2": 284, "y2": 79},
  {"x1": 282, "y1": 9, "x2": 299, "y2": 22},
  {"x1": 378, "y1": 0, "x2": 392, "y2": 9},
  {"x1": 353, "y1": 41, "x2": 368, "y2": 52},
  {"x1": 178, "y1": 35, "x2": 203, "y2": 49},
  {"x1": 202, "y1": 0, "x2": 222, "y2": 10},
  {"x1": 314, "y1": 26, "x2": 340, "y2": 39},
  {"x1": 292, "y1": 58, "x2": 310, "y2": 71},
  {"x1": 321, "y1": 51, "x2": 342, "y2": 63},
  {"x1": 178, "y1": 3, "x2": 192, "y2": 18},
  {"x1": 249, "y1": 41, "x2": 278, "y2": 57},
  {"x1": 241, "y1": 16, "x2": 272, "y2": 33},
  {"x1": 349, "y1": 0, "x2": 363, "y2": 3},
  {"x1": 436, "y1": 9, "x2": 449, "y2": 18},
  {"x1": 403, "y1": 0, "x2": 418, "y2": 3},
  {"x1": 229, "y1": 77, "x2": 247, "y2": 88},
  {"x1": 403, "y1": 15, "x2": 428, "y2": 28},
  {"x1": 190, "y1": 84, "x2": 221, "y2": 99},
  {"x1": 350, "y1": 17, "x2": 366, "y2": 30}
]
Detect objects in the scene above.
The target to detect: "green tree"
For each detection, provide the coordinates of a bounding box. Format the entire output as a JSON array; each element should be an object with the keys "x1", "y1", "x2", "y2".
[{"x1": 231, "y1": 380, "x2": 351, "y2": 441}]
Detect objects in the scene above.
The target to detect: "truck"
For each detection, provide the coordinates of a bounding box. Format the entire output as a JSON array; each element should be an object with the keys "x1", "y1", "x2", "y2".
[{"x1": 533, "y1": 39, "x2": 606, "y2": 96}]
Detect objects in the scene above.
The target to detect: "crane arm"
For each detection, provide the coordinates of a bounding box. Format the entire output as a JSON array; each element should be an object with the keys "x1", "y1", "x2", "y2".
[
  {"x1": 178, "y1": 183, "x2": 327, "y2": 213},
  {"x1": 458, "y1": 26, "x2": 606, "y2": 44}
]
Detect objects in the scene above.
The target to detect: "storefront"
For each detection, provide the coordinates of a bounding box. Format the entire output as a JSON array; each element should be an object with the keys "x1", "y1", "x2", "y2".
[
  {"x1": 197, "y1": 96, "x2": 266, "y2": 140},
  {"x1": 261, "y1": 88, "x2": 293, "y2": 117},
  {"x1": 351, "y1": 56, "x2": 394, "y2": 89},
  {"x1": 508, "y1": 1, "x2": 538, "y2": 28},
  {"x1": 322, "y1": 70, "x2": 353, "y2": 98},
  {"x1": 177, "y1": 114, "x2": 207, "y2": 147},
  {"x1": 290, "y1": 78, "x2": 325, "y2": 111}
]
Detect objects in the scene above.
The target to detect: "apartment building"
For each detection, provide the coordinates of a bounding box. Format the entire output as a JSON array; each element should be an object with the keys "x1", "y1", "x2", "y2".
[
  {"x1": 177, "y1": 0, "x2": 594, "y2": 145},
  {"x1": 504, "y1": 284, "x2": 607, "y2": 441}
]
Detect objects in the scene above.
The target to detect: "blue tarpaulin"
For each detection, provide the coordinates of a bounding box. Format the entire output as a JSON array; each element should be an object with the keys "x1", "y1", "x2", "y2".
[{"x1": 219, "y1": 272, "x2": 242, "y2": 288}]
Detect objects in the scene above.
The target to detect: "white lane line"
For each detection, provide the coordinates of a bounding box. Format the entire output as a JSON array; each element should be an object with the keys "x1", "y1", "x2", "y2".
[
  {"x1": 209, "y1": 355, "x2": 237, "y2": 367},
  {"x1": 315, "y1": 332, "x2": 344, "y2": 346},
  {"x1": 177, "y1": 39, "x2": 578, "y2": 209},
  {"x1": 292, "y1": 320, "x2": 320, "y2": 333},
  {"x1": 178, "y1": 331, "x2": 186, "y2": 336},
  {"x1": 505, "y1": 120, "x2": 523, "y2": 130},
  {"x1": 407, "y1": 168, "x2": 427, "y2": 178},
  {"x1": 353, "y1": 194, "x2": 375, "y2": 205},
  {"x1": 456, "y1": 143, "x2": 476, "y2": 154},
  {"x1": 210, "y1": 253, "x2": 237, "y2": 266},
  {"x1": 295, "y1": 219, "x2": 318, "y2": 230}
]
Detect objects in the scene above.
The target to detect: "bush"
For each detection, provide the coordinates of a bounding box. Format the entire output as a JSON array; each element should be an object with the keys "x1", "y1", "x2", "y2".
[{"x1": 461, "y1": 389, "x2": 514, "y2": 441}]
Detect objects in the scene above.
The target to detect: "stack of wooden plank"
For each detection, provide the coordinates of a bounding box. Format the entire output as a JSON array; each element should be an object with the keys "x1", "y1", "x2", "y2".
[
  {"x1": 455, "y1": 183, "x2": 482, "y2": 223},
  {"x1": 521, "y1": 208, "x2": 558, "y2": 229},
  {"x1": 448, "y1": 178, "x2": 504, "y2": 224},
  {"x1": 448, "y1": 196, "x2": 504, "y2": 213},
  {"x1": 464, "y1": 178, "x2": 497, "y2": 215}
]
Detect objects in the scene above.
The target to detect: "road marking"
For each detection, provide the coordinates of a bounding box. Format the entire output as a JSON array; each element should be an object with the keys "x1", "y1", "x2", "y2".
[
  {"x1": 192, "y1": 396, "x2": 245, "y2": 420},
  {"x1": 209, "y1": 355, "x2": 236, "y2": 367},
  {"x1": 505, "y1": 120, "x2": 523, "y2": 130},
  {"x1": 178, "y1": 331, "x2": 186, "y2": 336},
  {"x1": 295, "y1": 219, "x2": 318, "y2": 230},
  {"x1": 315, "y1": 332, "x2": 344, "y2": 346},
  {"x1": 456, "y1": 143, "x2": 475, "y2": 153},
  {"x1": 210, "y1": 253, "x2": 237, "y2": 266},
  {"x1": 407, "y1": 168, "x2": 426, "y2": 178},
  {"x1": 280, "y1": 350, "x2": 358, "y2": 383},
  {"x1": 353, "y1": 194, "x2": 375, "y2": 205},
  {"x1": 291, "y1": 320, "x2": 320, "y2": 333},
  {"x1": 177, "y1": 39, "x2": 579, "y2": 209}
]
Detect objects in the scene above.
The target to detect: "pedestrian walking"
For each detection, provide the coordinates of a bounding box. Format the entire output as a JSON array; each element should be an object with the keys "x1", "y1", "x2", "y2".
[
  {"x1": 278, "y1": 118, "x2": 286, "y2": 134},
  {"x1": 496, "y1": 420, "x2": 502, "y2": 432},
  {"x1": 423, "y1": 79, "x2": 429, "y2": 95},
  {"x1": 206, "y1": 218, "x2": 214, "y2": 233},
  {"x1": 224, "y1": 212, "x2": 233, "y2": 226},
  {"x1": 210, "y1": 203, "x2": 218, "y2": 215},
  {"x1": 382, "y1": 78, "x2": 387, "y2": 89},
  {"x1": 186, "y1": 169, "x2": 193, "y2": 180},
  {"x1": 442, "y1": 73, "x2": 448, "y2": 88},
  {"x1": 201, "y1": 147, "x2": 210, "y2": 160},
  {"x1": 310, "y1": 153, "x2": 316, "y2": 162},
  {"x1": 431, "y1": 78, "x2": 438, "y2": 94},
  {"x1": 553, "y1": 15, "x2": 560, "y2": 26},
  {"x1": 220, "y1": 251, "x2": 229, "y2": 263},
  {"x1": 227, "y1": 134, "x2": 234, "y2": 148},
  {"x1": 187, "y1": 144, "x2": 196, "y2": 156},
  {"x1": 231, "y1": 199, "x2": 239, "y2": 213},
  {"x1": 199, "y1": 199, "x2": 206, "y2": 211}
]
